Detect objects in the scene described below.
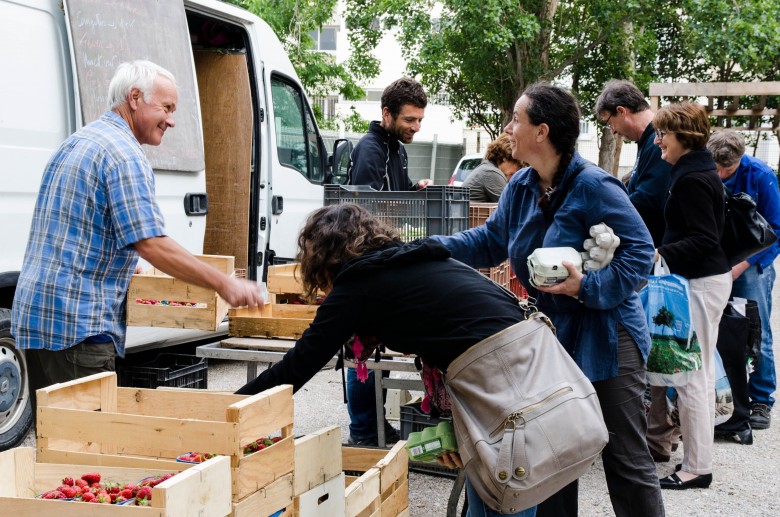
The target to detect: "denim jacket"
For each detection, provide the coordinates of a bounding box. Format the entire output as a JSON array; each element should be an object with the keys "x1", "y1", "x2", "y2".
[{"x1": 433, "y1": 152, "x2": 654, "y2": 381}]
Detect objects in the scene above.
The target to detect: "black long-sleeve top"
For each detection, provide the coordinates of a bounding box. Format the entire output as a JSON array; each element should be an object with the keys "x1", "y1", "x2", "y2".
[
  {"x1": 658, "y1": 148, "x2": 730, "y2": 279},
  {"x1": 236, "y1": 240, "x2": 523, "y2": 395}
]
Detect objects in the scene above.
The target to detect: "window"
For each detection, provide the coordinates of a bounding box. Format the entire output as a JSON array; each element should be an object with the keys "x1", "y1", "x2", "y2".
[
  {"x1": 312, "y1": 95, "x2": 339, "y2": 120},
  {"x1": 308, "y1": 27, "x2": 337, "y2": 51},
  {"x1": 271, "y1": 76, "x2": 324, "y2": 182}
]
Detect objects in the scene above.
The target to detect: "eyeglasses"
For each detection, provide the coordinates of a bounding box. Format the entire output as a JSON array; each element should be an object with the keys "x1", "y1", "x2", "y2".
[
  {"x1": 601, "y1": 113, "x2": 614, "y2": 128},
  {"x1": 654, "y1": 129, "x2": 667, "y2": 140}
]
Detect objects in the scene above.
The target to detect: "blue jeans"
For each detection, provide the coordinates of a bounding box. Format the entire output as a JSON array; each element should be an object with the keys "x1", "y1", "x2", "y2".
[
  {"x1": 465, "y1": 477, "x2": 537, "y2": 517},
  {"x1": 732, "y1": 262, "x2": 776, "y2": 408},
  {"x1": 346, "y1": 368, "x2": 388, "y2": 440}
]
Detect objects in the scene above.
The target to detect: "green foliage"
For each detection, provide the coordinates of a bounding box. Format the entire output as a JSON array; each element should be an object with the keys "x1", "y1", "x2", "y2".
[
  {"x1": 317, "y1": 105, "x2": 370, "y2": 133},
  {"x1": 228, "y1": 0, "x2": 370, "y2": 126}
]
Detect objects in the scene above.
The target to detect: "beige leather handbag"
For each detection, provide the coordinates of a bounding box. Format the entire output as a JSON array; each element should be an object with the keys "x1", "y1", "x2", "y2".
[{"x1": 445, "y1": 312, "x2": 608, "y2": 514}]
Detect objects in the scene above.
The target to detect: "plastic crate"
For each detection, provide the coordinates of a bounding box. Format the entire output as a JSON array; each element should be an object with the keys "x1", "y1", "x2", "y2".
[
  {"x1": 400, "y1": 401, "x2": 457, "y2": 478},
  {"x1": 324, "y1": 185, "x2": 469, "y2": 241},
  {"x1": 121, "y1": 353, "x2": 208, "y2": 389}
]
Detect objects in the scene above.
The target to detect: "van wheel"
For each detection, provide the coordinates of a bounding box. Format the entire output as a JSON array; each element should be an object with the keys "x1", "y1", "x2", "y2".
[{"x1": 0, "y1": 308, "x2": 33, "y2": 451}]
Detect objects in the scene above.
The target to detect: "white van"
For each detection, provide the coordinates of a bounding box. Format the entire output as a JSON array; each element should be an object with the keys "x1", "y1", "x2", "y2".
[{"x1": 0, "y1": 0, "x2": 336, "y2": 449}]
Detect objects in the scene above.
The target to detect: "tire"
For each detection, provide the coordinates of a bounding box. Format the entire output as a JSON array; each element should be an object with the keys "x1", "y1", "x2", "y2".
[{"x1": 0, "y1": 307, "x2": 33, "y2": 451}]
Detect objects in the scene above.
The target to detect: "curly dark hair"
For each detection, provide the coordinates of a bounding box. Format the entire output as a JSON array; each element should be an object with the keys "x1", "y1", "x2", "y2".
[
  {"x1": 381, "y1": 77, "x2": 427, "y2": 118},
  {"x1": 296, "y1": 204, "x2": 401, "y2": 301},
  {"x1": 522, "y1": 83, "x2": 581, "y2": 208}
]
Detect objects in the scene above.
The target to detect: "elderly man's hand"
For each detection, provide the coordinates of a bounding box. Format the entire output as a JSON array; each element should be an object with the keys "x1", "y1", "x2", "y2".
[{"x1": 219, "y1": 277, "x2": 265, "y2": 308}]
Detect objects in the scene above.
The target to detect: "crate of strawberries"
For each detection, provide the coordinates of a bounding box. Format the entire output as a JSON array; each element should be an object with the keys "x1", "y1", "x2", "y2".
[{"x1": 0, "y1": 446, "x2": 232, "y2": 516}]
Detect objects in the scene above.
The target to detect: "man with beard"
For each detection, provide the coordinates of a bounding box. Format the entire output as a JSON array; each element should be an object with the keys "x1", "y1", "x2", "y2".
[
  {"x1": 347, "y1": 77, "x2": 432, "y2": 191},
  {"x1": 595, "y1": 80, "x2": 672, "y2": 247},
  {"x1": 343, "y1": 77, "x2": 430, "y2": 446}
]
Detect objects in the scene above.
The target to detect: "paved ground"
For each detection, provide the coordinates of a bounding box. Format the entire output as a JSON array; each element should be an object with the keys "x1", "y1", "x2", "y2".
[{"x1": 20, "y1": 268, "x2": 780, "y2": 516}]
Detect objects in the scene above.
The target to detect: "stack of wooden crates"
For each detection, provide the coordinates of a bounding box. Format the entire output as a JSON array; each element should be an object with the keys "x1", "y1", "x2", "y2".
[
  {"x1": 469, "y1": 203, "x2": 527, "y2": 299},
  {"x1": 35, "y1": 372, "x2": 295, "y2": 516}
]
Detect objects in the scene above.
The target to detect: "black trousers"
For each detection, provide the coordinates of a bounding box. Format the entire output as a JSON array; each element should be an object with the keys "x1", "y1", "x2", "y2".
[{"x1": 537, "y1": 327, "x2": 665, "y2": 517}]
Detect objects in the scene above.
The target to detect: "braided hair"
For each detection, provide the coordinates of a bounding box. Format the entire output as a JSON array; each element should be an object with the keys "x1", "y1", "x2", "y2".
[{"x1": 522, "y1": 83, "x2": 581, "y2": 208}]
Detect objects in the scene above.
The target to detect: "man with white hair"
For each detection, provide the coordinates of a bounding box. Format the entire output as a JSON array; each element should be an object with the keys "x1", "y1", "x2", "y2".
[
  {"x1": 12, "y1": 60, "x2": 262, "y2": 401},
  {"x1": 707, "y1": 130, "x2": 780, "y2": 430}
]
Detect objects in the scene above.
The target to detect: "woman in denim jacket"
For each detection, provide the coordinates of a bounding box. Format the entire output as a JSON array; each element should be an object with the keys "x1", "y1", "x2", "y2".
[{"x1": 432, "y1": 83, "x2": 664, "y2": 517}]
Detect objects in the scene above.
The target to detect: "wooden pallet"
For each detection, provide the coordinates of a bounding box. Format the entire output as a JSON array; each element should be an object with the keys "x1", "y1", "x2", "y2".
[
  {"x1": 35, "y1": 372, "x2": 294, "y2": 505},
  {"x1": 0, "y1": 447, "x2": 232, "y2": 516}
]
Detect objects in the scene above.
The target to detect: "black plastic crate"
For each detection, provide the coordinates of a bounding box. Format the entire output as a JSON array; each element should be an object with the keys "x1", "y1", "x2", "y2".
[
  {"x1": 120, "y1": 353, "x2": 208, "y2": 389},
  {"x1": 400, "y1": 401, "x2": 458, "y2": 478},
  {"x1": 324, "y1": 185, "x2": 470, "y2": 241}
]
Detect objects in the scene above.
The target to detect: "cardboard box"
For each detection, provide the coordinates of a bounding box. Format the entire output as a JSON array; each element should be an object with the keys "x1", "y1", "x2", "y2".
[
  {"x1": 0, "y1": 447, "x2": 232, "y2": 516},
  {"x1": 35, "y1": 372, "x2": 294, "y2": 504},
  {"x1": 127, "y1": 254, "x2": 234, "y2": 331}
]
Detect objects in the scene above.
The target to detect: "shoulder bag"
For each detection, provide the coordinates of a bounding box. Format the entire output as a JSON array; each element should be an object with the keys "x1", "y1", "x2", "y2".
[
  {"x1": 721, "y1": 186, "x2": 777, "y2": 266},
  {"x1": 444, "y1": 307, "x2": 608, "y2": 513}
]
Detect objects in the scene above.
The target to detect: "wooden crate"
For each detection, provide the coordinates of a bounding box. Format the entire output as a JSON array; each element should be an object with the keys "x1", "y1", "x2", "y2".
[
  {"x1": 35, "y1": 373, "x2": 294, "y2": 504},
  {"x1": 267, "y1": 264, "x2": 303, "y2": 294},
  {"x1": 343, "y1": 442, "x2": 409, "y2": 517},
  {"x1": 0, "y1": 447, "x2": 232, "y2": 517},
  {"x1": 127, "y1": 254, "x2": 234, "y2": 331},
  {"x1": 228, "y1": 304, "x2": 317, "y2": 339}
]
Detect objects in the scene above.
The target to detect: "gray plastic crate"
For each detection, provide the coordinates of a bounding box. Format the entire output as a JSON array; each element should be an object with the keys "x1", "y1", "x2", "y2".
[{"x1": 324, "y1": 185, "x2": 469, "y2": 241}]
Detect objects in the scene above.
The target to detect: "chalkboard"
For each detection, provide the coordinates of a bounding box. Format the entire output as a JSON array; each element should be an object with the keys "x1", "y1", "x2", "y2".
[{"x1": 64, "y1": 0, "x2": 205, "y2": 172}]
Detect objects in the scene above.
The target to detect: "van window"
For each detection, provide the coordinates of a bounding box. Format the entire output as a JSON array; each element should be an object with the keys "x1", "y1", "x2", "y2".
[{"x1": 271, "y1": 75, "x2": 323, "y2": 183}]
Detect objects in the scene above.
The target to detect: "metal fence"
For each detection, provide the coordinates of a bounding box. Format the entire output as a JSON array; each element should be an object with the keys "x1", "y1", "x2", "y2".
[{"x1": 321, "y1": 130, "x2": 465, "y2": 185}]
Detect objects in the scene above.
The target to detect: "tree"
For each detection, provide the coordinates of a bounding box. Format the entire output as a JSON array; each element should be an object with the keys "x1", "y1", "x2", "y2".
[
  {"x1": 229, "y1": 0, "x2": 372, "y2": 130},
  {"x1": 346, "y1": 0, "x2": 670, "y2": 139},
  {"x1": 652, "y1": 306, "x2": 676, "y2": 336}
]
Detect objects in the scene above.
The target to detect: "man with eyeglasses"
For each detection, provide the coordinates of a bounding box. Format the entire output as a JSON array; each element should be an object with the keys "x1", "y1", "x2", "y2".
[{"x1": 595, "y1": 80, "x2": 672, "y2": 247}]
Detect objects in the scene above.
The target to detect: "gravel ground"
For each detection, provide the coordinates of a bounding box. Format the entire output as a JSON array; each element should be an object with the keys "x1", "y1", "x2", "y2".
[{"x1": 19, "y1": 275, "x2": 780, "y2": 516}]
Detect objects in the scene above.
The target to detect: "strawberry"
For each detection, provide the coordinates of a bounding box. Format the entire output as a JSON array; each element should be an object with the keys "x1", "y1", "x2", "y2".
[
  {"x1": 116, "y1": 495, "x2": 128, "y2": 504},
  {"x1": 120, "y1": 488, "x2": 134, "y2": 499},
  {"x1": 272, "y1": 436, "x2": 282, "y2": 443},
  {"x1": 81, "y1": 472, "x2": 101, "y2": 484},
  {"x1": 62, "y1": 477, "x2": 75, "y2": 487},
  {"x1": 137, "y1": 486, "x2": 153, "y2": 500},
  {"x1": 42, "y1": 490, "x2": 63, "y2": 499},
  {"x1": 124, "y1": 484, "x2": 139, "y2": 495},
  {"x1": 60, "y1": 486, "x2": 79, "y2": 498},
  {"x1": 75, "y1": 478, "x2": 89, "y2": 489}
]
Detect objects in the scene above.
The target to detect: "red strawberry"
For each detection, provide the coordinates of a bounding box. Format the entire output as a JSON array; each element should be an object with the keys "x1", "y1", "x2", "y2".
[
  {"x1": 81, "y1": 491, "x2": 96, "y2": 502},
  {"x1": 137, "y1": 486, "x2": 153, "y2": 500},
  {"x1": 81, "y1": 472, "x2": 101, "y2": 484},
  {"x1": 60, "y1": 486, "x2": 78, "y2": 498},
  {"x1": 120, "y1": 488, "x2": 134, "y2": 499},
  {"x1": 42, "y1": 490, "x2": 62, "y2": 500},
  {"x1": 75, "y1": 478, "x2": 89, "y2": 488},
  {"x1": 116, "y1": 495, "x2": 128, "y2": 504},
  {"x1": 272, "y1": 436, "x2": 282, "y2": 443},
  {"x1": 124, "y1": 484, "x2": 139, "y2": 495},
  {"x1": 62, "y1": 477, "x2": 75, "y2": 487}
]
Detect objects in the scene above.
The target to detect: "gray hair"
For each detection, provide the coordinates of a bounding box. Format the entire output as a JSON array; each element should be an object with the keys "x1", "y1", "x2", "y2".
[
  {"x1": 108, "y1": 60, "x2": 176, "y2": 110},
  {"x1": 594, "y1": 79, "x2": 650, "y2": 116},
  {"x1": 707, "y1": 130, "x2": 745, "y2": 167}
]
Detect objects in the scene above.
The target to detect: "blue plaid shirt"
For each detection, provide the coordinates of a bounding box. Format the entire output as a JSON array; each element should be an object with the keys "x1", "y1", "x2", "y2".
[{"x1": 12, "y1": 111, "x2": 165, "y2": 356}]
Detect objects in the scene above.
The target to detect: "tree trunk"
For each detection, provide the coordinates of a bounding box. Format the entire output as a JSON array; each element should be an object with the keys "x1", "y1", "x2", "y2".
[
  {"x1": 598, "y1": 127, "x2": 616, "y2": 173},
  {"x1": 612, "y1": 138, "x2": 623, "y2": 178}
]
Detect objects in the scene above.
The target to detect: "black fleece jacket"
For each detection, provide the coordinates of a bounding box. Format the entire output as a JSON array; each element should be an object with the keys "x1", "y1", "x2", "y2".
[
  {"x1": 347, "y1": 121, "x2": 416, "y2": 191},
  {"x1": 236, "y1": 239, "x2": 523, "y2": 395},
  {"x1": 658, "y1": 148, "x2": 730, "y2": 279}
]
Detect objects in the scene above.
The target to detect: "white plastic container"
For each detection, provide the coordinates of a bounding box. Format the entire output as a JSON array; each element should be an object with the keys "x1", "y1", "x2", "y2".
[{"x1": 527, "y1": 247, "x2": 583, "y2": 287}]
